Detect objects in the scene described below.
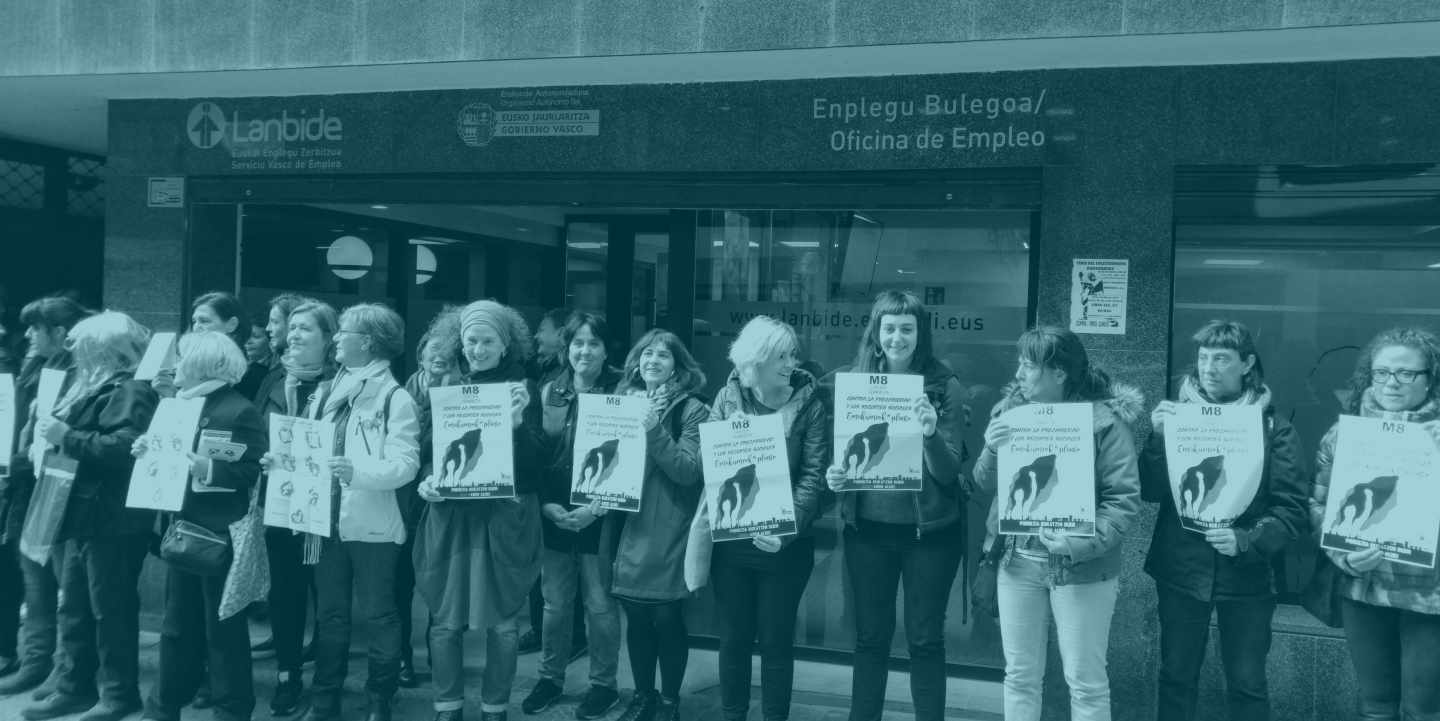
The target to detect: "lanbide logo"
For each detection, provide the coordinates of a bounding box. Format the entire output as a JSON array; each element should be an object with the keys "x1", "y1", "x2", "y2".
[{"x1": 186, "y1": 101, "x2": 344, "y2": 149}]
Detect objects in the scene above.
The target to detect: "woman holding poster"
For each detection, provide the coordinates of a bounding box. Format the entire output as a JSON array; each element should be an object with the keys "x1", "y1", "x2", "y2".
[
  {"x1": 821, "y1": 290, "x2": 968, "y2": 721},
  {"x1": 1140, "y1": 320, "x2": 1307, "y2": 721},
  {"x1": 412, "y1": 300, "x2": 544, "y2": 721},
  {"x1": 707, "y1": 316, "x2": 830, "y2": 721},
  {"x1": 607, "y1": 328, "x2": 709, "y2": 721},
  {"x1": 522, "y1": 312, "x2": 624, "y2": 719},
  {"x1": 1309, "y1": 327, "x2": 1440, "y2": 721},
  {"x1": 971, "y1": 326, "x2": 1141, "y2": 721}
]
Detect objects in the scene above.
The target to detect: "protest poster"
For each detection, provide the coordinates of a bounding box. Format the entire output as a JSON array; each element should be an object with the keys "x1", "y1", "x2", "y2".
[
  {"x1": 30, "y1": 368, "x2": 65, "y2": 470},
  {"x1": 570, "y1": 393, "x2": 647, "y2": 512},
  {"x1": 429, "y1": 383, "x2": 515, "y2": 499},
  {"x1": 1320, "y1": 415, "x2": 1440, "y2": 569},
  {"x1": 997, "y1": 402, "x2": 1096, "y2": 536},
  {"x1": 833, "y1": 372, "x2": 924, "y2": 491},
  {"x1": 699, "y1": 413, "x2": 796, "y2": 542},
  {"x1": 126, "y1": 397, "x2": 205, "y2": 511},
  {"x1": 263, "y1": 413, "x2": 337, "y2": 536},
  {"x1": 1069, "y1": 258, "x2": 1128, "y2": 335},
  {"x1": 0, "y1": 374, "x2": 14, "y2": 477},
  {"x1": 1163, "y1": 404, "x2": 1265, "y2": 533},
  {"x1": 134, "y1": 332, "x2": 177, "y2": 382}
]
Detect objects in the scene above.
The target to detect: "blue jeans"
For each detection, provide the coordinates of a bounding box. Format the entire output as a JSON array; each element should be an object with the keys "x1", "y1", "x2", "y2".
[
  {"x1": 431, "y1": 613, "x2": 519, "y2": 713},
  {"x1": 1156, "y1": 585, "x2": 1273, "y2": 721},
  {"x1": 1342, "y1": 598, "x2": 1440, "y2": 721},
  {"x1": 539, "y1": 549, "x2": 620, "y2": 689},
  {"x1": 843, "y1": 522, "x2": 962, "y2": 721}
]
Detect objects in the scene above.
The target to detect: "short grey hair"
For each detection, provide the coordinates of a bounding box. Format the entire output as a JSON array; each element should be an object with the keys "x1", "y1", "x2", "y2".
[
  {"x1": 727, "y1": 315, "x2": 798, "y2": 388},
  {"x1": 340, "y1": 303, "x2": 406, "y2": 361},
  {"x1": 176, "y1": 331, "x2": 249, "y2": 386}
]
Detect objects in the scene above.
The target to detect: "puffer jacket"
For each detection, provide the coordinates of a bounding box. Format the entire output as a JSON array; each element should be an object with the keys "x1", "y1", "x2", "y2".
[
  {"x1": 57, "y1": 374, "x2": 160, "y2": 540},
  {"x1": 1140, "y1": 388, "x2": 1308, "y2": 601},
  {"x1": 825, "y1": 359, "x2": 970, "y2": 537},
  {"x1": 537, "y1": 366, "x2": 623, "y2": 554},
  {"x1": 970, "y1": 381, "x2": 1144, "y2": 585}
]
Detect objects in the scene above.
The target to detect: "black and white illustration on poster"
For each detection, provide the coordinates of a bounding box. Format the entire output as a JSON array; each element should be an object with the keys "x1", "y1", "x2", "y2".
[
  {"x1": 998, "y1": 403, "x2": 1096, "y2": 535},
  {"x1": 429, "y1": 383, "x2": 515, "y2": 499},
  {"x1": 0, "y1": 374, "x2": 14, "y2": 477},
  {"x1": 700, "y1": 414, "x2": 796, "y2": 542},
  {"x1": 30, "y1": 368, "x2": 65, "y2": 470},
  {"x1": 263, "y1": 413, "x2": 337, "y2": 536},
  {"x1": 833, "y1": 372, "x2": 923, "y2": 491},
  {"x1": 134, "y1": 331, "x2": 177, "y2": 382},
  {"x1": 570, "y1": 393, "x2": 648, "y2": 512},
  {"x1": 1069, "y1": 258, "x2": 1128, "y2": 335},
  {"x1": 126, "y1": 397, "x2": 205, "y2": 512},
  {"x1": 1163, "y1": 404, "x2": 1265, "y2": 533},
  {"x1": 1321, "y1": 415, "x2": 1440, "y2": 569}
]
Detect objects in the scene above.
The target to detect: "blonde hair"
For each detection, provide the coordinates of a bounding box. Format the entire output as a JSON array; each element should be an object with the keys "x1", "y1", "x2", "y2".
[
  {"x1": 727, "y1": 315, "x2": 798, "y2": 389},
  {"x1": 68, "y1": 310, "x2": 150, "y2": 379},
  {"x1": 176, "y1": 331, "x2": 249, "y2": 386}
]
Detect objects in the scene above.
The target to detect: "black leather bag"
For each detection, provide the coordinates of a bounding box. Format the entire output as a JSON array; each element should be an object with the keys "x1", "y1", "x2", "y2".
[
  {"x1": 160, "y1": 519, "x2": 232, "y2": 577},
  {"x1": 971, "y1": 535, "x2": 1007, "y2": 619}
]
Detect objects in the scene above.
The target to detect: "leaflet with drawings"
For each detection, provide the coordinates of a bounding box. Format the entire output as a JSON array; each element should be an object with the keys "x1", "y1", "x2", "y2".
[
  {"x1": 30, "y1": 368, "x2": 65, "y2": 470},
  {"x1": 429, "y1": 383, "x2": 515, "y2": 499},
  {"x1": 570, "y1": 393, "x2": 647, "y2": 512},
  {"x1": 833, "y1": 372, "x2": 923, "y2": 491},
  {"x1": 263, "y1": 413, "x2": 336, "y2": 537},
  {"x1": 1321, "y1": 415, "x2": 1440, "y2": 569},
  {"x1": 997, "y1": 402, "x2": 1096, "y2": 536},
  {"x1": 0, "y1": 374, "x2": 14, "y2": 477},
  {"x1": 699, "y1": 413, "x2": 796, "y2": 542},
  {"x1": 1163, "y1": 404, "x2": 1264, "y2": 533},
  {"x1": 126, "y1": 397, "x2": 205, "y2": 512}
]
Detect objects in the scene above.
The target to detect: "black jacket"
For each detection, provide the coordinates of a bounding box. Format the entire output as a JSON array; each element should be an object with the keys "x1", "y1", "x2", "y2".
[
  {"x1": 537, "y1": 366, "x2": 623, "y2": 554},
  {"x1": 174, "y1": 386, "x2": 266, "y2": 533},
  {"x1": 1140, "y1": 404, "x2": 1308, "y2": 601},
  {"x1": 58, "y1": 374, "x2": 159, "y2": 540}
]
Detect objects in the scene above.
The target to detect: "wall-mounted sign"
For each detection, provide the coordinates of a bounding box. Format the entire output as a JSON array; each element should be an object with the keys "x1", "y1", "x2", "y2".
[{"x1": 147, "y1": 177, "x2": 184, "y2": 208}]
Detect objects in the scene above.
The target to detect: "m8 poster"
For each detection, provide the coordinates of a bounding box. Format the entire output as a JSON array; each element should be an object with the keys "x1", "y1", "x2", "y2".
[
  {"x1": 699, "y1": 414, "x2": 796, "y2": 542},
  {"x1": 1163, "y1": 404, "x2": 1265, "y2": 533},
  {"x1": 833, "y1": 372, "x2": 923, "y2": 491},
  {"x1": 570, "y1": 393, "x2": 648, "y2": 512},
  {"x1": 997, "y1": 403, "x2": 1096, "y2": 536},
  {"x1": 429, "y1": 383, "x2": 515, "y2": 499},
  {"x1": 1321, "y1": 415, "x2": 1440, "y2": 569}
]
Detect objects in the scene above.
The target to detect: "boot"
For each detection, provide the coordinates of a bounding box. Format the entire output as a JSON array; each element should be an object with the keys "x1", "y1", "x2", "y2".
[
  {"x1": 365, "y1": 692, "x2": 393, "y2": 721},
  {"x1": 0, "y1": 663, "x2": 51, "y2": 696}
]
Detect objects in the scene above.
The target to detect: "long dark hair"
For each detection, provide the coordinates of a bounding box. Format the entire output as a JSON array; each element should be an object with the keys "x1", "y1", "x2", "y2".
[
  {"x1": 1016, "y1": 325, "x2": 1111, "y2": 401},
  {"x1": 618, "y1": 328, "x2": 707, "y2": 397},
  {"x1": 192, "y1": 291, "x2": 250, "y2": 351},
  {"x1": 1346, "y1": 326, "x2": 1440, "y2": 413},
  {"x1": 1184, "y1": 319, "x2": 1265, "y2": 393},
  {"x1": 852, "y1": 290, "x2": 935, "y2": 374}
]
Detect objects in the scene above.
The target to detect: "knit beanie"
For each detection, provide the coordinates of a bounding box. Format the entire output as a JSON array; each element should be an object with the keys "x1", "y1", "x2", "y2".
[{"x1": 460, "y1": 300, "x2": 534, "y2": 364}]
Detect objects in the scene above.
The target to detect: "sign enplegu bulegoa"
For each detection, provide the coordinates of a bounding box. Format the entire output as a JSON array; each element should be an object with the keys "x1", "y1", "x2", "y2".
[
  {"x1": 264, "y1": 414, "x2": 337, "y2": 537},
  {"x1": 429, "y1": 384, "x2": 516, "y2": 500},
  {"x1": 1321, "y1": 415, "x2": 1440, "y2": 569},
  {"x1": 1163, "y1": 404, "x2": 1265, "y2": 533},
  {"x1": 833, "y1": 372, "x2": 924, "y2": 491},
  {"x1": 570, "y1": 394, "x2": 648, "y2": 512},
  {"x1": 700, "y1": 414, "x2": 796, "y2": 542},
  {"x1": 997, "y1": 403, "x2": 1096, "y2": 536}
]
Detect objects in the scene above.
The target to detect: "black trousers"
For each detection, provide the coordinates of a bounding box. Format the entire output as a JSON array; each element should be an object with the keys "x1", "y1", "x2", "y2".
[
  {"x1": 312, "y1": 539, "x2": 401, "y2": 712},
  {"x1": 145, "y1": 564, "x2": 254, "y2": 721},
  {"x1": 265, "y1": 527, "x2": 313, "y2": 675},
  {"x1": 56, "y1": 535, "x2": 149, "y2": 706},
  {"x1": 712, "y1": 538, "x2": 815, "y2": 721},
  {"x1": 0, "y1": 538, "x2": 22, "y2": 659}
]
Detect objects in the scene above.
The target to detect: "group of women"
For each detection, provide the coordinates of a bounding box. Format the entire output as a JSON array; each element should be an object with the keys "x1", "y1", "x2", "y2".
[{"x1": 0, "y1": 284, "x2": 1435, "y2": 721}]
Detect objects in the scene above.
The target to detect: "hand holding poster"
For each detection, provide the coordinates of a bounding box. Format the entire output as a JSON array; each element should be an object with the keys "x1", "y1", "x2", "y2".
[
  {"x1": 134, "y1": 332, "x2": 177, "y2": 382},
  {"x1": 700, "y1": 414, "x2": 796, "y2": 541},
  {"x1": 1162, "y1": 404, "x2": 1264, "y2": 533},
  {"x1": 570, "y1": 394, "x2": 647, "y2": 512},
  {"x1": 1321, "y1": 416, "x2": 1440, "y2": 569},
  {"x1": 126, "y1": 397, "x2": 205, "y2": 511},
  {"x1": 0, "y1": 374, "x2": 14, "y2": 477},
  {"x1": 429, "y1": 384, "x2": 515, "y2": 499},
  {"x1": 833, "y1": 372, "x2": 923, "y2": 491},
  {"x1": 997, "y1": 403, "x2": 1096, "y2": 536},
  {"x1": 263, "y1": 413, "x2": 337, "y2": 536}
]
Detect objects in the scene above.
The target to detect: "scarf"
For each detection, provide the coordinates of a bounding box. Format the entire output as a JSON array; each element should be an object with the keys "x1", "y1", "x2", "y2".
[
  {"x1": 282, "y1": 349, "x2": 326, "y2": 417},
  {"x1": 301, "y1": 359, "x2": 392, "y2": 564},
  {"x1": 1357, "y1": 386, "x2": 1440, "y2": 423},
  {"x1": 1177, "y1": 376, "x2": 1271, "y2": 408},
  {"x1": 176, "y1": 379, "x2": 227, "y2": 399}
]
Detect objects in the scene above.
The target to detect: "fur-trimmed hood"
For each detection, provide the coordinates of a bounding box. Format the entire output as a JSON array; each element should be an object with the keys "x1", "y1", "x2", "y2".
[{"x1": 989, "y1": 380, "x2": 1148, "y2": 441}]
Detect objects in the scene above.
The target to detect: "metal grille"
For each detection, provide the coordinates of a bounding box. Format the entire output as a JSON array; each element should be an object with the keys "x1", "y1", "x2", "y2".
[
  {"x1": 67, "y1": 156, "x2": 105, "y2": 218},
  {"x1": 0, "y1": 158, "x2": 45, "y2": 210}
]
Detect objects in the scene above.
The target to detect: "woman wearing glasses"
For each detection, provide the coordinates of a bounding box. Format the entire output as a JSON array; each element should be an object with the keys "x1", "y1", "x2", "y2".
[{"x1": 1309, "y1": 327, "x2": 1440, "y2": 721}]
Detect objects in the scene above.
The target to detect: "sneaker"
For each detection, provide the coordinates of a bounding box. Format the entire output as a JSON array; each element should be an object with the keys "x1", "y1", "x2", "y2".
[
  {"x1": 271, "y1": 675, "x2": 304, "y2": 717},
  {"x1": 517, "y1": 629, "x2": 540, "y2": 654},
  {"x1": 251, "y1": 637, "x2": 277, "y2": 660},
  {"x1": 615, "y1": 691, "x2": 658, "y2": 721},
  {"x1": 653, "y1": 697, "x2": 680, "y2": 721},
  {"x1": 22, "y1": 692, "x2": 97, "y2": 720},
  {"x1": 521, "y1": 678, "x2": 564, "y2": 714},
  {"x1": 78, "y1": 700, "x2": 142, "y2": 721},
  {"x1": 575, "y1": 686, "x2": 620, "y2": 720}
]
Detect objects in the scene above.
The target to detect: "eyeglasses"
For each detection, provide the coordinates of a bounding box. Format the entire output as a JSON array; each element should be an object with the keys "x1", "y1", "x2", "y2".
[
  {"x1": 1371, "y1": 368, "x2": 1430, "y2": 385},
  {"x1": 334, "y1": 329, "x2": 370, "y2": 338}
]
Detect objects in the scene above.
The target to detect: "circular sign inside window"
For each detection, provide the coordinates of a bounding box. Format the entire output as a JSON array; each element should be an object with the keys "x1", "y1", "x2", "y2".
[{"x1": 327, "y1": 236, "x2": 372, "y2": 280}]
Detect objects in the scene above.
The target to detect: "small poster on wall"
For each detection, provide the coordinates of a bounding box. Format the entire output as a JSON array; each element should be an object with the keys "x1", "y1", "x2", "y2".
[
  {"x1": 832, "y1": 372, "x2": 924, "y2": 491},
  {"x1": 1163, "y1": 404, "x2": 1266, "y2": 533},
  {"x1": 997, "y1": 403, "x2": 1097, "y2": 536},
  {"x1": 264, "y1": 414, "x2": 337, "y2": 537},
  {"x1": 126, "y1": 397, "x2": 205, "y2": 511},
  {"x1": 570, "y1": 394, "x2": 648, "y2": 512},
  {"x1": 1070, "y1": 258, "x2": 1128, "y2": 335},
  {"x1": 429, "y1": 384, "x2": 516, "y2": 499},
  {"x1": 700, "y1": 414, "x2": 797, "y2": 542},
  {"x1": 1321, "y1": 416, "x2": 1440, "y2": 569}
]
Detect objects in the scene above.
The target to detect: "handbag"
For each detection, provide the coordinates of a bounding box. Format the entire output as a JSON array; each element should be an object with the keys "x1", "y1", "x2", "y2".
[
  {"x1": 970, "y1": 534, "x2": 1007, "y2": 619},
  {"x1": 160, "y1": 518, "x2": 232, "y2": 577},
  {"x1": 684, "y1": 498, "x2": 713, "y2": 592},
  {"x1": 1301, "y1": 555, "x2": 1347, "y2": 628},
  {"x1": 219, "y1": 484, "x2": 270, "y2": 620}
]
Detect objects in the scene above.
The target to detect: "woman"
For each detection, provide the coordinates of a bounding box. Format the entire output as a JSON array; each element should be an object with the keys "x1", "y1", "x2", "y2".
[
  {"x1": 608, "y1": 329, "x2": 709, "y2": 721},
  {"x1": 27, "y1": 311, "x2": 158, "y2": 721},
  {"x1": 284, "y1": 303, "x2": 420, "y2": 721},
  {"x1": 1309, "y1": 327, "x2": 1440, "y2": 721},
  {"x1": 136, "y1": 331, "x2": 266, "y2": 721},
  {"x1": 971, "y1": 325, "x2": 1142, "y2": 721},
  {"x1": 250, "y1": 294, "x2": 326, "y2": 717},
  {"x1": 823, "y1": 291, "x2": 968, "y2": 721},
  {"x1": 708, "y1": 315, "x2": 830, "y2": 721},
  {"x1": 244, "y1": 323, "x2": 273, "y2": 368},
  {"x1": 521, "y1": 313, "x2": 623, "y2": 719},
  {"x1": 0, "y1": 296, "x2": 89, "y2": 699},
  {"x1": 157, "y1": 293, "x2": 266, "y2": 401},
  {"x1": 413, "y1": 300, "x2": 543, "y2": 721},
  {"x1": 1142, "y1": 321, "x2": 1307, "y2": 721}
]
